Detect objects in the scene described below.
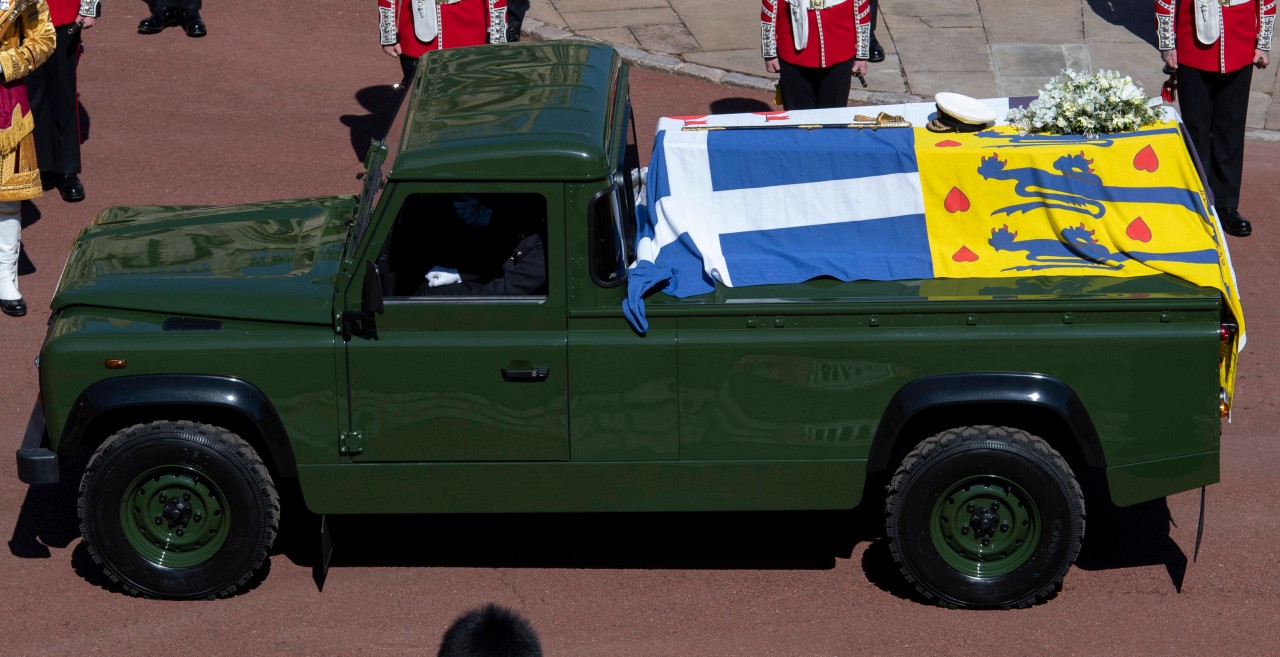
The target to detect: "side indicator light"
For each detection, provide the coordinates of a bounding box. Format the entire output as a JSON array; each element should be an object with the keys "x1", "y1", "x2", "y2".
[
  {"x1": 105, "y1": 359, "x2": 127, "y2": 370},
  {"x1": 1220, "y1": 389, "x2": 1230, "y2": 418}
]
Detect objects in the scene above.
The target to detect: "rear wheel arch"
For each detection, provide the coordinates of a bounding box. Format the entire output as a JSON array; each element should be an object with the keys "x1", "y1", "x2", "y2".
[{"x1": 868, "y1": 373, "x2": 1105, "y2": 478}]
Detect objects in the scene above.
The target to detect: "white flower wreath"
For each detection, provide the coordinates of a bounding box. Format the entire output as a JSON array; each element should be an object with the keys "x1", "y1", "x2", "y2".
[{"x1": 1006, "y1": 70, "x2": 1165, "y2": 138}]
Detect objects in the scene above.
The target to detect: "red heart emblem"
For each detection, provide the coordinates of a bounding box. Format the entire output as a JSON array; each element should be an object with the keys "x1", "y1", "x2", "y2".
[
  {"x1": 1126, "y1": 216, "x2": 1152, "y2": 242},
  {"x1": 944, "y1": 187, "x2": 970, "y2": 213},
  {"x1": 1133, "y1": 145, "x2": 1159, "y2": 172},
  {"x1": 935, "y1": 140, "x2": 962, "y2": 148},
  {"x1": 952, "y1": 246, "x2": 979, "y2": 262}
]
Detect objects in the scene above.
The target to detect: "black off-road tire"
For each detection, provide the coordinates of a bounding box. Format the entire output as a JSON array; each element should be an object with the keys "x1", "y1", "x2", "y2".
[
  {"x1": 78, "y1": 421, "x2": 280, "y2": 599},
  {"x1": 885, "y1": 425, "x2": 1085, "y2": 609}
]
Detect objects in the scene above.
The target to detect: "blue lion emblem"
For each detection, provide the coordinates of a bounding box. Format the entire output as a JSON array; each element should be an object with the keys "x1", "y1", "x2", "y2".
[
  {"x1": 978, "y1": 153, "x2": 1207, "y2": 220},
  {"x1": 987, "y1": 224, "x2": 1219, "y2": 272}
]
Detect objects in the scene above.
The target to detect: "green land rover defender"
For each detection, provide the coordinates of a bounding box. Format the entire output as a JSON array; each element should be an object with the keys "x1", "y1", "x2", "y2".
[{"x1": 16, "y1": 42, "x2": 1236, "y2": 608}]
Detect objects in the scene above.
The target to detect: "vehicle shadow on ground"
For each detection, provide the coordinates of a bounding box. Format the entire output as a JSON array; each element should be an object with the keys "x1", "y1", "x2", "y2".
[
  {"x1": 340, "y1": 85, "x2": 406, "y2": 162},
  {"x1": 1074, "y1": 496, "x2": 1188, "y2": 589},
  {"x1": 280, "y1": 506, "x2": 881, "y2": 575},
  {"x1": 1086, "y1": 0, "x2": 1157, "y2": 48}
]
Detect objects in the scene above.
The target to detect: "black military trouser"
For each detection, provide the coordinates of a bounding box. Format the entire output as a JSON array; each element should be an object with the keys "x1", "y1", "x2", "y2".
[
  {"x1": 1177, "y1": 65, "x2": 1253, "y2": 210},
  {"x1": 155, "y1": 0, "x2": 202, "y2": 10},
  {"x1": 778, "y1": 58, "x2": 853, "y2": 110},
  {"x1": 27, "y1": 23, "x2": 82, "y2": 177}
]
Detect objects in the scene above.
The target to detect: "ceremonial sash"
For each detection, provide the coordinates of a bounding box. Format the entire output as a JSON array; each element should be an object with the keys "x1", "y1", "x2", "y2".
[
  {"x1": 411, "y1": 0, "x2": 439, "y2": 44},
  {"x1": 1194, "y1": 0, "x2": 1253, "y2": 45},
  {"x1": 785, "y1": 0, "x2": 850, "y2": 51}
]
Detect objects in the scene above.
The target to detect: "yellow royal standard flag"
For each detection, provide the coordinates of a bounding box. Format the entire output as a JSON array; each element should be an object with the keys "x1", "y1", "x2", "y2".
[{"x1": 915, "y1": 122, "x2": 1244, "y2": 403}]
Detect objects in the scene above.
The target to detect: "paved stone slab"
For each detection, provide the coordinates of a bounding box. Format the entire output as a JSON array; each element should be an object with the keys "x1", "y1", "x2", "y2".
[
  {"x1": 633, "y1": 23, "x2": 699, "y2": 54},
  {"x1": 1083, "y1": 3, "x2": 1157, "y2": 45},
  {"x1": 674, "y1": 62, "x2": 727, "y2": 84},
  {"x1": 883, "y1": 0, "x2": 981, "y2": 17},
  {"x1": 908, "y1": 70, "x2": 999, "y2": 98},
  {"x1": 1248, "y1": 91, "x2": 1270, "y2": 129},
  {"x1": 684, "y1": 49, "x2": 772, "y2": 78},
  {"x1": 553, "y1": 0, "x2": 668, "y2": 11},
  {"x1": 863, "y1": 55, "x2": 909, "y2": 94},
  {"x1": 884, "y1": 14, "x2": 983, "y2": 30},
  {"x1": 894, "y1": 26, "x2": 992, "y2": 73},
  {"x1": 561, "y1": 8, "x2": 681, "y2": 31},
  {"x1": 670, "y1": 0, "x2": 759, "y2": 52},
  {"x1": 579, "y1": 27, "x2": 641, "y2": 49},
  {"x1": 991, "y1": 44, "x2": 1090, "y2": 78},
  {"x1": 981, "y1": 0, "x2": 1084, "y2": 44},
  {"x1": 528, "y1": 1, "x2": 568, "y2": 29}
]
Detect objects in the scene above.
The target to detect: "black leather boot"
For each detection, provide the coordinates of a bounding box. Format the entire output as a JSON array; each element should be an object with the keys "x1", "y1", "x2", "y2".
[
  {"x1": 0, "y1": 297, "x2": 25, "y2": 317},
  {"x1": 183, "y1": 10, "x2": 208, "y2": 37},
  {"x1": 138, "y1": 8, "x2": 183, "y2": 35},
  {"x1": 1218, "y1": 208, "x2": 1253, "y2": 237}
]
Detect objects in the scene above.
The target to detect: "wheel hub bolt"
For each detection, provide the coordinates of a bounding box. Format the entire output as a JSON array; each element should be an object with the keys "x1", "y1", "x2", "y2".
[
  {"x1": 981, "y1": 537, "x2": 991, "y2": 547},
  {"x1": 176, "y1": 528, "x2": 184, "y2": 537},
  {"x1": 154, "y1": 516, "x2": 162, "y2": 525},
  {"x1": 193, "y1": 513, "x2": 202, "y2": 523},
  {"x1": 1000, "y1": 522, "x2": 1010, "y2": 533},
  {"x1": 960, "y1": 526, "x2": 969, "y2": 535},
  {"x1": 159, "y1": 493, "x2": 167, "y2": 502},
  {"x1": 967, "y1": 503, "x2": 975, "y2": 513},
  {"x1": 183, "y1": 492, "x2": 190, "y2": 501}
]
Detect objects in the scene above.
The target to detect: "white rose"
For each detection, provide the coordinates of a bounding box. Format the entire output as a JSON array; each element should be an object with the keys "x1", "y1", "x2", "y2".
[{"x1": 1119, "y1": 84, "x2": 1141, "y2": 101}]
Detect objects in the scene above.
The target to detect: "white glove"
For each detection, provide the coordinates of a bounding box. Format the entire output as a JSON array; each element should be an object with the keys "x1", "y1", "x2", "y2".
[{"x1": 425, "y1": 267, "x2": 461, "y2": 288}]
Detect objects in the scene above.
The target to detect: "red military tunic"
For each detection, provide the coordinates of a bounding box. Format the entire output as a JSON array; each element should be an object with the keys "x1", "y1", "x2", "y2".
[
  {"x1": 761, "y1": 0, "x2": 871, "y2": 69},
  {"x1": 378, "y1": 0, "x2": 507, "y2": 58},
  {"x1": 1156, "y1": 0, "x2": 1276, "y2": 73},
  {"x1": 49, "y1": 0, "x2": 98, "y2": 27}
]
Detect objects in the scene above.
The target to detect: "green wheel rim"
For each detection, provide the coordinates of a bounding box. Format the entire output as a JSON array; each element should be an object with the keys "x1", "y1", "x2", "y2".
[
  {"x1": 930, "y1": 475, "x2": 1039, "y2": 578},
  {"x1": 120, "y1": 465, "x2": 230, "y2": 569}
]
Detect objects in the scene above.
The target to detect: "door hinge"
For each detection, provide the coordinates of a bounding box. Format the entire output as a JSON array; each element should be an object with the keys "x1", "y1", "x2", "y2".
[{"x1": 339, "y1": 431, "x2": 365, "y2": 457}]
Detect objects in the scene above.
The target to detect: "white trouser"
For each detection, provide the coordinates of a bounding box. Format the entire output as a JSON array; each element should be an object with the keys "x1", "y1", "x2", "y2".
[{"x1": 0, "y1": 201, "x2": 22, "y2": 300}]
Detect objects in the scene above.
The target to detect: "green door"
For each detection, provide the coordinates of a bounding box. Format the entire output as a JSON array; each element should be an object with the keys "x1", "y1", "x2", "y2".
[{"x1": 344, "y1": 187, "x2": 568, "y2": 462}]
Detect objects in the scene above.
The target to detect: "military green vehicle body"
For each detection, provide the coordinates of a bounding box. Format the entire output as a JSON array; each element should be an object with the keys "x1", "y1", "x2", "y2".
[{"x1": 17, "y1": 42, "x2": 1229, "y2": 605}]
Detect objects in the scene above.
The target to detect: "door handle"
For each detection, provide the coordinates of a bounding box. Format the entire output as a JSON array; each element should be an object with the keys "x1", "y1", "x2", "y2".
[{"x1": 502, "y1": 361, "x2": 549, "y2": 382}]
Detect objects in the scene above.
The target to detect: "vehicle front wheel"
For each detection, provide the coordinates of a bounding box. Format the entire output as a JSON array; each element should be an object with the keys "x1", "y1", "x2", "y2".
[
  {"x1": 885, "y1": 425, "x2": 1084, "y2": 609},
  {"x1": 78, "y1": 421, "x2": 279, "y2": 599}
]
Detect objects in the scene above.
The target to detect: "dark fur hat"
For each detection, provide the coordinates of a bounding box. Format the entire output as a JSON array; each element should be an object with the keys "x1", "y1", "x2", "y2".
[{"x1": 437, "y1": 604, "x2": 543, "y2": 657}]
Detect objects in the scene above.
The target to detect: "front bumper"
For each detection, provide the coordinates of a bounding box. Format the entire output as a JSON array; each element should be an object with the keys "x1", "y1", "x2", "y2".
[{"x1": 15, "y1": 401, "x2": 58, "y2": 485}]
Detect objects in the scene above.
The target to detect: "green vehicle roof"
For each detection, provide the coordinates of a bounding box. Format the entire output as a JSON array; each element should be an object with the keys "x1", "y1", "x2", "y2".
[{"x1": 391, "y1": 41, "x2": 624, "y2": 182}]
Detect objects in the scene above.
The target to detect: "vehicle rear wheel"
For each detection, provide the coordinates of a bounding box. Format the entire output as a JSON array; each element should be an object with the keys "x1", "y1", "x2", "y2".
[
  {"x1": 78, "y1": 421, "x2": 279, "y2": 599},
  {"x1": 885, "y1": 425, "x2": 1084, "y2": 608}
]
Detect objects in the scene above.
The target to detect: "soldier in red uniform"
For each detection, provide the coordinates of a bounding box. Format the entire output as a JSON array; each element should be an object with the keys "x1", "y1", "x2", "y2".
[
  {"x1": 378, "y1": 0, "x2": 507, "y2": 86},
  {"x1": 28, "y1": 0, "x2": 97, "y2": 203},
  {"x1": 761, "y1": 0, "x2": 873, "y2": 110},
  {"x1": 1156, "y1": 0, "x2": 1275, "y2": 237}
]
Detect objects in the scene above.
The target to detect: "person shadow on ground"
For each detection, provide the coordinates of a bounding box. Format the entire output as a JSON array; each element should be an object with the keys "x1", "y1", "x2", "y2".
[
  {"x1": 340, "y1": 85, "x2": 405, "y2": 162},
  {"x1": 1086, "y1": 0, "x2": 1156, "y2": 48}
]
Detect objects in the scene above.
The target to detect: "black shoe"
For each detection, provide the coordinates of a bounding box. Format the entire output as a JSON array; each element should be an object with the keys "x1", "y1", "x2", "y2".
[
  {"x1": 183, "y1": 11, "x2": 207, "y2": 38},
  {"x1": 58, "y1": 174, "x2": 85, "y2": 203},
  {"x1": 138, "y1": 8, "x2": 182, "y2": 34},
  {"x1": 1, "y1": 297, "x2": 25, "y2": 317},
  {"x1": 1219, "y1": 208, "x2": 1252, "y2": 237},
  {"x1": 869, "y1": 39, "x2": 885, "y2": 63}
]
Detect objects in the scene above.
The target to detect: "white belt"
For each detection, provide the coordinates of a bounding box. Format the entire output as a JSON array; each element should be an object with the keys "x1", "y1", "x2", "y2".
[
  {"x1": 786, "y1": 0, "x2": 851, "y2": 9},
  {"x1": 1194, "y1": 0, "x2": 1252, "y2": 45}
]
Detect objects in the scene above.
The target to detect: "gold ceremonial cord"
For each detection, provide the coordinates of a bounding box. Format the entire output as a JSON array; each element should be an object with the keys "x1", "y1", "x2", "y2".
[{"x1": 681, "y1": 112, "x2": 911, "y2": 131}]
